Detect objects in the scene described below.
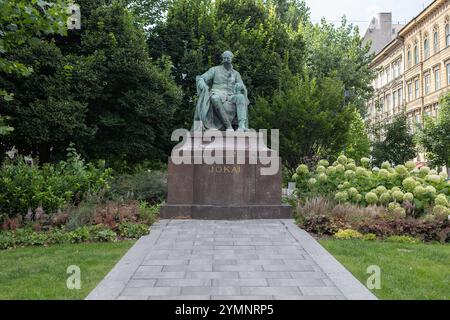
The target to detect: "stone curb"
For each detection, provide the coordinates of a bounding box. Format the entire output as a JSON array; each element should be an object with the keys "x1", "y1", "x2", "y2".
[{"x1": 281, "y1": 219, "x2": 378, "y2": 300}]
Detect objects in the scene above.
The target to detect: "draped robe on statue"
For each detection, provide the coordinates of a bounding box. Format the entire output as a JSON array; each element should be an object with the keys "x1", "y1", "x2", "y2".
[{"x1": 193, "y1": 65, "x2": 249, "y2": 131}]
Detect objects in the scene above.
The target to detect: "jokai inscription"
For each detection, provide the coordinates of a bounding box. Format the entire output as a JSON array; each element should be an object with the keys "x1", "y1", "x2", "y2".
[{"x1": 208, "y1": 165, "x2": 241, "y2": 174}]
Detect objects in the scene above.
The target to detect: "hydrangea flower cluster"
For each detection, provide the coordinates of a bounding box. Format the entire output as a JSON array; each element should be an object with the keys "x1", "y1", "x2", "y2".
[{"x1": 293, "y1": 156, "x2": 450, "y2": 218}]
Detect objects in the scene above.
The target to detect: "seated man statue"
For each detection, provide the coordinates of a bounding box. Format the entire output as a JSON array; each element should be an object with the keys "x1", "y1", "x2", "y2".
[{"x1": 193, "y1": 51, "x2": 250, "y2": 132}]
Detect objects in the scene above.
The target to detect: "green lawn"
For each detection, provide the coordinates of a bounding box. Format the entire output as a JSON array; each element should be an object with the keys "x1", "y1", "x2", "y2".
[
  {"x1": 0, "y1": 241, "x2": 135, "y2": 299},
  {"x1": 320, "y1": 239, "x2": 450, "y2": 300}
]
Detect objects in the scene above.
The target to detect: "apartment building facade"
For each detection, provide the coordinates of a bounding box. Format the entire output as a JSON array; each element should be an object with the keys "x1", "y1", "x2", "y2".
[{"x1": 366, "y1": 0, "x2": 450, "y2": 138}]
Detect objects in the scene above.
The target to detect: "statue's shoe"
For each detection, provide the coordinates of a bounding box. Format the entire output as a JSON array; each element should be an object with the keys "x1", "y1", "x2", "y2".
[{"x1": 226, "y1": 128, "x2": 235, "y2": 132}]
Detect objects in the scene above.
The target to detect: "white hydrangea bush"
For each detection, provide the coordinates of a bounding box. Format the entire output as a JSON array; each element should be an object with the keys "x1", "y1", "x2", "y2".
[{"x1": 293, "y1": 156, "x2": 450, "y2": 218}]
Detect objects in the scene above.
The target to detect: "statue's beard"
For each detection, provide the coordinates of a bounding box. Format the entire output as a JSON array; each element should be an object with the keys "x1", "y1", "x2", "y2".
[{"x1": 223, "y1": 61, "x2": 232, "y2": 69}]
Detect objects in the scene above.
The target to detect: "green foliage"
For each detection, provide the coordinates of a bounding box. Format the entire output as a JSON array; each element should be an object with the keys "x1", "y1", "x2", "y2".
[
  {"x1": 67, "y1": 226, "x2": 91, "y2": 243},
  {"x1": 296, "y1": 197, "x2": 450, "y2": 243},
  {"x1": 65, "y1": 201, "x2": 97, "y2": 231},
  {"x1": 0, "y1": 147, "x2": 112, "y2": 218},
  {"x1": 293, "y1": 155, "x2": 450, "y2": 217},
  {"x1": 1, "y1": 0, "x2": 181, "y2": 166},
  {"x1": 117, "y1": 222, "x2": 149, "y2": 238},
  {"x1": 301, "y1": 18, "x2": 375, "y2": 117},
  {"x1": 371, "y1": 114, "x2": 417, "y2": 167},
  {"x1": 361, "y1": 233, "x2": 376, "y2": 241},
  {"x1": 0, "y1": 0, "x2": 68, "y2": 134},
  {"x1": 110, "y1": 170, "x2": 167, "y2": 203},
  {"x1": 252, "y1": 73, "x2": 354, "y2": 168},
  {"x1": 342, "y1": 110, "x2": 370, "y2": 161},
  {"x1": 150, "y1": 0, "x2": 306, "y2": 128},
  {"x1": 138, "y1": 201, "x2": 161, "y2": 225},
  {"x1": 385, "y1": 235, "x2": 419, "y2": 244},
  {"x1": 90, "y1": 225, "x2": 117, "y2": 242},
  {"x1": 416, "y1": 93, "x2": 450, "y2": 169},
  {"x1": 334, "y1": 229, "x2": 363, "y2": 240}
]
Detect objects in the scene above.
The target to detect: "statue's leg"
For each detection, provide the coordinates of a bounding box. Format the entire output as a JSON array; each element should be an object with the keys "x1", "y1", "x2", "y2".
[
  {"x1": 211, "y1": 95, "x2": 233, "y2": 130},
  {"x1": 234, "y1": 94, "x2": 248, "y2": 132}
]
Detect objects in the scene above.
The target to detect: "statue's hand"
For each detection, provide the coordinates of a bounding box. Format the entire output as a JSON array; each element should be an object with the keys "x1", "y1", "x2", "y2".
[{"x1": 234, "y1": 83, "x2": 243, "y2": 93}]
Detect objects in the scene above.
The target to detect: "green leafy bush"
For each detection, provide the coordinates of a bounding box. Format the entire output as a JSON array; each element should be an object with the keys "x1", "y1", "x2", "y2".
[
  {"x1": 90, "y1": 225, "x2": 117, "y2": 242},
  {"x1": 138, "y1": 201, "x2": 161, "y2": 225},
  {"x1": 0, "y1": 147, "x2": 112, "y2": 220},
  {"x1": 334, "y1": 229, "x2": 363, "y2": 240},
  {"x1": 67, "y1": 226, "x2": 91, "y2": 243},
  {"x1": 110, "y1": 170, "x2": 167, "y2": 204},
  {"x1": 362, "y1": 233, "x2": 377, "y2": 241},
  {"x1": 385, "y1": 235, "x2": 419, "y2": 244},
  {"x1": 65, "y1": 200, "x2": 97, "y2": 231},
  {"x1": 292, "y1": 156, "x2": 450, "y2": 217},
  {"x1": 296, "y1": 197, "x2": 450, "y2": 243},
  {"x1": 117, "y1": 222, "x2": 149, "y2": 239}
]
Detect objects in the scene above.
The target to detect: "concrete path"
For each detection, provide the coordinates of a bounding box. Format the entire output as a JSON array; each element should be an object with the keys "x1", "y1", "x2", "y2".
[{"x1": 86, "y1": 220, "x2": 377, "y2": 300}]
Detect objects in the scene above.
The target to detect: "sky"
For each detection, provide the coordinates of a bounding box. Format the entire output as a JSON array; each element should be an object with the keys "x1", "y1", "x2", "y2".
[{"x1": 303, "y1": 0, "x2": 435, "y2": 34}]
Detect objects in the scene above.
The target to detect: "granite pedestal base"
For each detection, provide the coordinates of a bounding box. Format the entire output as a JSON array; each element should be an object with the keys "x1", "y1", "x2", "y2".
[{"x1": 160, "y1": 132, "x2": 292, "y2": 219}]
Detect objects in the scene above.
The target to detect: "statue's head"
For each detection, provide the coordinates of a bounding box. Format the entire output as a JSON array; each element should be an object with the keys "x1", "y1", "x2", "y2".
[{"x1": 221, "y1": 51, "x2": 234, "y2": 65}]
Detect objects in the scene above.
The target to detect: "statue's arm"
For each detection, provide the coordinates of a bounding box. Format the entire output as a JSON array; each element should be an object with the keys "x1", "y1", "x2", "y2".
[
  {"x1": 234, "y1": 71, "x2": 246, "y2": 93},
  {"x1": 197, "y1": 67, "x2": 215, "y2": 90}
]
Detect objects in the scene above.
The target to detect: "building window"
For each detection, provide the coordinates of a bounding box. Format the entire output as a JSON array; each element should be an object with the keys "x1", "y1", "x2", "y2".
[
  {"x1": 425, "y1": 73, "x2": 430, "y2": 94},
  {"x1": 414, "y1": 44, "x2": 419, "y2": 65},
  {"x1": 398, "y1": 88, "x2": 402, "y2": 106},
  {"x1": 446, "y1": 24, "x2": 450, "y2": 47},
  {"x1": 393, "y1": 91, "x2": 397, "y2": 108},
  {"x1": 407, "y1": 49, "x2": 412, "y2": 68},
  {"x1": 414, "y1": 79, "x2": 420, "y2": 98},
  {"x1": 386, "y1": 94, "x2": 391, "y2": 113},
  {"x1": 424, "y1": 38, "x2": 429, "y2": 59},
  {"x1": 434, "y1": 31, "x2": 439, "y2": 53},
  {"x1": 408, "y1": 83, "x2": 413, "y2": 101},
  {"x1": 386, "y1": 67, "x2": 390, "y2": 83},
  {"x1": 435, "y1": 68, "x2": 440, "y2": 90},
  {"x1": 447, "y1": 63, "x2": 450, "y2": 85}
]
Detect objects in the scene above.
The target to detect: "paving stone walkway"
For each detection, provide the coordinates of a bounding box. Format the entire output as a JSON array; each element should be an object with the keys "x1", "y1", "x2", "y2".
[{"x1": 86, "y1": 220, "x2": 377, "y2": 300}]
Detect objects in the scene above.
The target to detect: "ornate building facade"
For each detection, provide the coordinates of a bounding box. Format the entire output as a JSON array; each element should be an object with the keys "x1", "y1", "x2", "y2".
[{"x1": 366, "y1": 0, "x2": 450, "y2": 141}]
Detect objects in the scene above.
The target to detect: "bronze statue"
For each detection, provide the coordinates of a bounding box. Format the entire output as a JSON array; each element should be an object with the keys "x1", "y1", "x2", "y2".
[{"x1": 193, "y1": 51, "x2": 250, "y2": 132}]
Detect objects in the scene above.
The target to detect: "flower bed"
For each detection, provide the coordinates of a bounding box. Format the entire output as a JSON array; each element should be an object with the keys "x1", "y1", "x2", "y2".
[{"x1": 292, "y1": 156, "x2": 450, "y2": 242}]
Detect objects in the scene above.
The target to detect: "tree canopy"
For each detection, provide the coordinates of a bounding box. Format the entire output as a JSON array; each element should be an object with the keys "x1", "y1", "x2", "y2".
[{"x1": 416, "y1": 93, "x2": 450, "y2": 171}]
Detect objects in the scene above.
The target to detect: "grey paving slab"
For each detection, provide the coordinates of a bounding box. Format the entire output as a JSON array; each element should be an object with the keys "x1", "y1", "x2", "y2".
[{"x1": 86, "y1": 219, "x2": 377, "y2": 300}]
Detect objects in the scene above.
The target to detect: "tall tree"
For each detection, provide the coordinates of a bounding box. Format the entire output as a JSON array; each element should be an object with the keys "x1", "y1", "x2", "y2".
[
  {"x1": 1, "y1": 0, "x2": 181, "y2": 165},
  {"x1": 371, "y1": 114, "x2": 416, "y2": 167},
  {"x1": 416, "y1": 93, "x2": 450, "y2": 173},
  {"x1": 149, "y1": 0, "x2": 305, "y2": 128},
  {"x1": 0, "y1": 0, "x2": 68, "y2": 135},
  {"x1": 251, "y1": 72, "x2": 354, "y2": 168},
  {"x1": 301, "y1": 17, "x2": 375, "y2": 116},
  {"x1": 343, "y1": 110, "x2": 370, "y2": 161}
]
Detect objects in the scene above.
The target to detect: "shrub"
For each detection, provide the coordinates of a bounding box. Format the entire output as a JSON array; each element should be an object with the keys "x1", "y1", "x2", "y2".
[
  {"x1": 0, "y1": 148, "x2": 112, "y2": 219},
  {"x1": 67, "y1": 226, "x2": 91, "y2": 243},
  {"x1": 292, "y1": 155, "x2": 450, "y2": 218},
  {"x1": 334, "y1": 229, "x2": 363, "y2": 240},
  {"x1": 91, "y1": 225, "x2": 117, "y2": 242},
  {"x1": 117, "y1": 222, "x2": 149, "y2": 239},
  {"x1": 110, "y1": 170, "x2": 167, "y2": 203},
  {"x1": 65, "y1": 201, "x2": 97, "y2": 231},
  {"x1": 385, "y1": 235, "x2": 419, "y2": 244},
  {"x1": 0, "y1": 231, "x2": 15, "y2": 249},
  {"x1": 362, "y1": 233, "x2": 377, "y2": 241},
  {"x1": 138, "y1": 201, "x2": 161, "y2": 225}
]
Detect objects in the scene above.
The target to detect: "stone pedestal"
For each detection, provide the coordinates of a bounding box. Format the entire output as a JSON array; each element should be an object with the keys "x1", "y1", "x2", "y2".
[{"x1": 160, "y1": 131, "x2": 292, "y2": 219}]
